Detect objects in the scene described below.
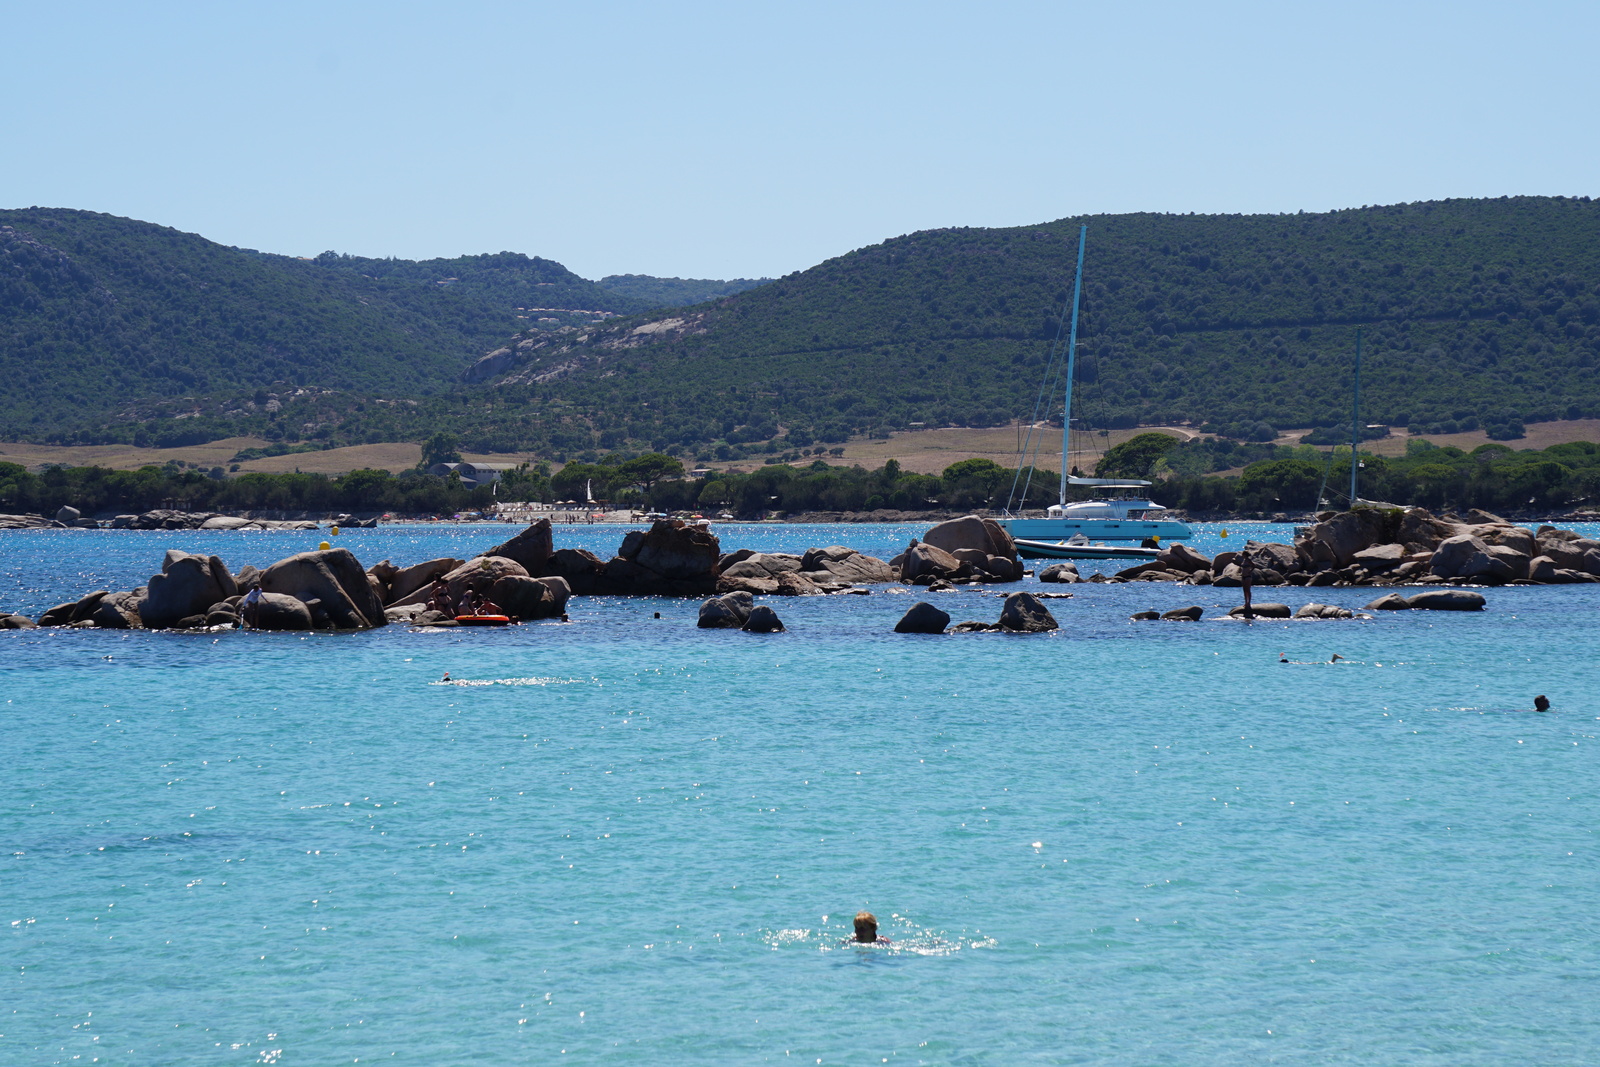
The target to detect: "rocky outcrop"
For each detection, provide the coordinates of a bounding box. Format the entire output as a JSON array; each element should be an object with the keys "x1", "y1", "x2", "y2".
[
  {"x1": 996, "y1": 592, "x2": 1058, "y2": 632},
  {"x1": 141, "y1": 551, "x2": 238, "y2": 629},
  {"x1": 253, "y1": 592, "x2": 316, "y2": 630},
  {"x1": 1227, "y1": 602, "x2": 1292, "y2": 618},
  {"x1": 260, "y1": 548, "x2": 387, "y2": 629},
  {"x1": 489, "y1": 575, "x2": 564, "y2": 620},
  {"x1": 1038, "y1": 561, "x2": 1081, "y2": 583},
  {"x1": 1403, "y1": 589, "x2": 1486, "y2": 611},
  {"x1": 0, "y1": 611, "x2": 37, "y2": 629},
  {"x1": 485, "y1": 519, "x2": 555, "y2": 573},
  {"x1": 1293, "y1": 603, "x2": 1358, "y2": 619},
  {"x1": 894, "y1": 601, "x2": 951, "y2": 634},
  {"x1": 698, "y1": 591, "x2": 754, "y2": 629},
  {"x1": 895, "y1": 515, "x2": 1021, "y2": 585},
  {"x1": 1160, "y1": 605, "x2": 1203, "y2": 621},
  {"x1": 800, "y1": 545, "x2": 895, "y2": 584},
  {"x1": 741, "y1": 605, "x2": 785, "y2": 633}
]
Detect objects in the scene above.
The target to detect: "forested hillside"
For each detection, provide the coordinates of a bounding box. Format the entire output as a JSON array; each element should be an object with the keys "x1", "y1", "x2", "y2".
[
  {"x1": 598, "y1": 274, "x2": 772, "y2": 307},
  {"x1": 478, "y1": 197, "x2": 1600, "y2": 453},
  {"x1": 3, "y1": 199, "x2": 1599, "y2": 457}
]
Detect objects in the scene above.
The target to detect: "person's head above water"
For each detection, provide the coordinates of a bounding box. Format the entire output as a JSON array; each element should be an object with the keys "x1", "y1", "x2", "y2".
[
  {"x1": 853, "y1": 911, "x2": 878, "y2": 943},
  {"x1": 1535, "y1": 694, "x2": 1551, "y2": 712}
]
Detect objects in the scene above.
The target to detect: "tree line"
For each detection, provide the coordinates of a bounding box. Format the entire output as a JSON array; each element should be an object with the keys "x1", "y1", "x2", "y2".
[{"x1": 4, "y1": 438, "x2": 1597, "y2": 519}]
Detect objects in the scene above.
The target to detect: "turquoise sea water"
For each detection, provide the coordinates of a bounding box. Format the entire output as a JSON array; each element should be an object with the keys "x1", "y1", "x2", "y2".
[{"x1": 4, "y1": 522, "x2": 1599, "y2": 1065}]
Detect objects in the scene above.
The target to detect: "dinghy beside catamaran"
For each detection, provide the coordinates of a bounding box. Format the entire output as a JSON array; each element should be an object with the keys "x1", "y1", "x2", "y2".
[{"x1": 995, "y1": 225, "x2": 1193, "y2": 559}]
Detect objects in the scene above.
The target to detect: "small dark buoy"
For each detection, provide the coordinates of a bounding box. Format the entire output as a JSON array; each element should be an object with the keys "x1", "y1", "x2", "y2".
[{"x1": 1534, "y1": 695, "x2": 1551, "y2": 712}]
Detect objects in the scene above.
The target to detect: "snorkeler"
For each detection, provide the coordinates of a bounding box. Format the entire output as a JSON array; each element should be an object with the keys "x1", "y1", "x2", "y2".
[
  {"x1": 849, "y1": 911, "x2": 891, "y2": 945},
  {"x1": 1534, "y1": 695, "x2": 1551, "y2": 712}
]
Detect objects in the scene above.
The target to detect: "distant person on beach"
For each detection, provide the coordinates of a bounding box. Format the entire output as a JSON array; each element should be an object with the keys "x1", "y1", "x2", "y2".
[
  {"x1": 1238, "y1": 552, "x2": 1255, "y2": 620},
  {"x1": 1535, "y1": 695, "x2": 1551, "y2": 712},
  {"x1": 850, "y1": 911, "x2": 891, "y2": 945}
]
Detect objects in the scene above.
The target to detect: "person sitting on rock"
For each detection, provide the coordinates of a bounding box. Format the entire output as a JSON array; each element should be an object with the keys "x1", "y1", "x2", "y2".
[
  {"x1": 478, "y1": 597, "x2": 503, "y2": 617},
  {"x1": 848, "y1": 910, "x2": 891, "y2": 945},
  {"x1": 457, "y1": 590, "x2": 477, "y2": 616},
  {"x1": 426, "y1": 579, "x2": 449, "y2": 614}
]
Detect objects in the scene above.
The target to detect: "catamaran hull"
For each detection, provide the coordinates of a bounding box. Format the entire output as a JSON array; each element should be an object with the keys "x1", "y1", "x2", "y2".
[
  {"x1": 1014, "y1": 539, "x2": 1163, "y2": 561},
  {"x1": 998, "y1": 518, "x2": 1193, "y2": 542}
]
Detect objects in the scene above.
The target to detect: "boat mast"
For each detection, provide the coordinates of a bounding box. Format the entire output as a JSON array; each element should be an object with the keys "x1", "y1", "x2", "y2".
[
  {"x1": 1059, "y1": 225, "x2": 1088, "y2": 507},
  {"x1": 1349, "y1": 327, "x2": 1362, "y2": 506}
]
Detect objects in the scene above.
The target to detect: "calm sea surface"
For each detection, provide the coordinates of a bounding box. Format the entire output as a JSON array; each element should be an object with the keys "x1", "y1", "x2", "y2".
[{"x1": 3, "y1": 522, "x2": 1599, "y2": 1065}]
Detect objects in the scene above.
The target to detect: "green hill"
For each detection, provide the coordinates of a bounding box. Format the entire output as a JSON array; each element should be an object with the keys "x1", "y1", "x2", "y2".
[
  {"x1": 478, "y1": 196, "x2": 1600, "y2": 453},
  {"x1": 0, "y1": 208, "x2": 651, "y2": 438},
  {"x1": 4, "y1": 198, "x2": 1600, "y2": 457},
  {"x1": 598, "y1": 274, "x2": 773, "y2": 307}
]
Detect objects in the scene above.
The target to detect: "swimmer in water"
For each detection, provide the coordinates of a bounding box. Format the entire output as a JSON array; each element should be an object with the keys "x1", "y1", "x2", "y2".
[
  {"x1": 1330, "y1": 653, "x2": 1345, "y2": 663},
  {"x1": 849, "y1": 910, "x2": 891, "y2": 945},
  {"x1": 441, "y1": 672, "x2": 451, "y2": 682},
  {"x1": 1279, "y1": 653, "x2": 1289, "y2": 663},
  {"x1": 1534, "y1": 694, "x2": 1551, "y2": 712}
]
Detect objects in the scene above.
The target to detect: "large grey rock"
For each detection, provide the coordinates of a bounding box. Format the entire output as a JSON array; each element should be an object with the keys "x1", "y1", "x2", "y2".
[
  {"x1": 534, "y1": 576, "x2": 572, "y2": 614},
  {"x1": 199, "y1": 516, "x2": 253, "y2": 530},
  {"x1": 542, "y1": 547, "x2": 605, "y2": 595},
  {"x1": 0, "y1": 613, "x2": 37, "y2": 629},
  {"x1": 1429, "y1": 534, "x2": 1496, "y2": 579},
  {"x1": 438, "y1": 556, "x2": 530, "y2": 607},
  {"x1": 1484, "y1": 544, "x2": 1530, "y2": 580},
  {"x1": 801, "y1": 545, "x2": 895, "y2": 583},
  {"x1": 141, "y1": 551, "x2": 237, "y2": 628},
  {"x1": 899, "y1": 542, "x2": 965, "y2": 583},
  {"x1": 1364, "y1": 593, "x2": 1411, "y2": 611},
  {"x1": 1246, "y1": 541, "x2": 1301, "y2": 574},
  {"x1": 630, "y1": 520, "x2": 721, "y2": 583},
  {"x1": 1405, "y1": 589, "x2": 1486, "y2": 611},
  {"x1": 1352, "y1": 543, "x2": 1406, "y2": 569},
  {"x1": 261, "y1": 548, "x2": 386, "y2": 629},
  {"x1": 921, "y1": 515, "x2": 1001, "y2": 558},
  {"x1": 996, "y1": 592, "x2": 1058, "y2": 632},
  {"x1": 1157, "y1": 543, "x2": 1211, "y2": 574},
  {"x1": 1528, "y1": 555, "x2": 1557, "y2": 583},
  {"x1": 484, "y1": 518, "x2": 554, "y2": 573},
  {"x1": 89, "y1": 590, "x2": 144, "y2": 629},
  {"x1": 740, "y1": 605, "x2": 785, "y2": 633},
  {"x1": 719, "y1": 553, "x2": 805, "y2": 580},
  {"x1": 894, "y1": 601, "x2": 951, "y2": 634},
  {"x1": 1160, "y1": 605, "x2": 1203, "y2": 621},
  {"x1": 384, "y1": 559, "x2": 467, "y2": 607},
  {"x1": 698, "y1": 592, "x2": 753, "y2": 628},
  {"x1": 252, "y1": 592, "x2": 316, "y2": 630},
  {"x1": 1294, "y1": 602, "x2": 1355, "y2": 619},
  {"x1": 1038, "y1": 562, "x2": 1081, "y2": 583},
  {"x1": 1227, "y1": 602, "x2": 1292, "y2": 618},
  {"x1": 55, "y1": 505, "x2": 81, "y2": 524},
  {"x1": 489, "y1": 575, "x2": 560, "y2": 620}
]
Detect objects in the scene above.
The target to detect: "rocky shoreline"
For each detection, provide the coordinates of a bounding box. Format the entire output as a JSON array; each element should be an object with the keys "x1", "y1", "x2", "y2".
[{"x1": 2, "y1": 508, "x2": 1594, "y2": 634}]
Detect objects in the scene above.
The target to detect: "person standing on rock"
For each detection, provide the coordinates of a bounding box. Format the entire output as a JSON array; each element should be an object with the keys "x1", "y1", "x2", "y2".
[
  {"x1": 1239, "y1": 552, "x2": 1256, "y2": 620},
  {"x1": 241, "y1": 586, "x2": 262, "y2": 629}
]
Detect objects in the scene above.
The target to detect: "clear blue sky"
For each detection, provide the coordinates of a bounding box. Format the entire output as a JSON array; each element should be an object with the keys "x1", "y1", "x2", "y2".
[{"x1": 4, "y1": 1, "x2": 1595, "y2": 280}]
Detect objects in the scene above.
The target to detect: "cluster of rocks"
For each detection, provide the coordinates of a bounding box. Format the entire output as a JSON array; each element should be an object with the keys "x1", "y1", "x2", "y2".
[
  {"x1": 892, "y1": 592, "x2": 1059, "y2": 635},
  {"x1": 1, "y1": 506, "x2": 381, "y2": 531},
  {"x1": 1091, "y1": 507, "x2": 1600, "y2": 588},
  {"x1": 696, "y1": 591, "x2": 786, "y2": 633},
  {"x1": 716, "y1": 545, "x2": 894, "y2": 595},
  {"x1": 891, "y1": 516, "x2": 1023, "y2": 588},
  {"x1": 1129, "y1": 602, "x2": 1368, "y2": 622}
]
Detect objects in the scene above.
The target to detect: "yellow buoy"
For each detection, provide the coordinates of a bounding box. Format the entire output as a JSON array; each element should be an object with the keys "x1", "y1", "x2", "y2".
[
  {"x1": 331, "y1": 525, "x2": 340, "y2": 536},
  {"x1": 318, "y1": 541, "x2": 331, "y2": 551},
  {"x1": 1219, "y1": 529, "x2": 1229, "y2": 538}
]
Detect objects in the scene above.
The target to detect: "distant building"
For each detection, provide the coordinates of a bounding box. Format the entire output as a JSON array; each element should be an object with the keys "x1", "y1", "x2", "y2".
[{"x1": 427, "y1": 461, "x2": 520, "y2": 489}]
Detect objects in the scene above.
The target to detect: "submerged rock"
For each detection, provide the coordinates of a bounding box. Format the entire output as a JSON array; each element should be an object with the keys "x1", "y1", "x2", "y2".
[
  {"x1": 1405, "y1": 589, "x2": 1486, "y2": 611},
  {"x1": 1037, "y1": 562, "x2": 1081, "y2": 584}
]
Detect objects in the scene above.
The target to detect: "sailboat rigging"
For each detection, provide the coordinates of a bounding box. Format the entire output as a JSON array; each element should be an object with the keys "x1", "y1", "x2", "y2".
[{"x1": 996, "y1": 225, "x2": 1193, "y2": 557}]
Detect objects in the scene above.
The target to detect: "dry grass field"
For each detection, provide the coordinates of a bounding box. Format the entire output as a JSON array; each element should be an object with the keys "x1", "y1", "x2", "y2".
[{"x1": 3, "y1": 418, "x2": 1598, "y2": 480}]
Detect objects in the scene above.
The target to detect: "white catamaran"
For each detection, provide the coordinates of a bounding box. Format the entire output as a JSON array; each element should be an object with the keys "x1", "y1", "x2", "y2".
[{"x1": 996, "y1": 225, "x2": 1193, "y2": 558}]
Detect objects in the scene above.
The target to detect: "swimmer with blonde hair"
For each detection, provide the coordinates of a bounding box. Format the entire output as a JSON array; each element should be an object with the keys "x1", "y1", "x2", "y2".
[{"x1": 850, "y1": 910, "x2": 891, "y2": 944}]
